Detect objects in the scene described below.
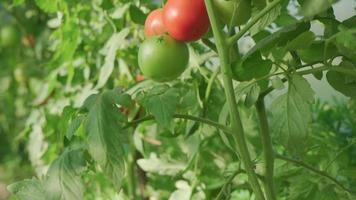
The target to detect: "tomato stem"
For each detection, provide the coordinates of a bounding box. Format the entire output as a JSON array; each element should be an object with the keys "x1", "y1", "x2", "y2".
[
  {"x1": 227, "y1": 0, "x2": 284, "y2": 46},
  {"x1": 205, "y1": 0, "x2": 266, "y2": 199},
  {"x1": 256, "y1": 98, "x2": 276, "y2": 200}
]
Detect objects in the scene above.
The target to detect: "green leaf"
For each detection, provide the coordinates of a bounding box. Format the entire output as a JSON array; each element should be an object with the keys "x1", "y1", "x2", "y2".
[
  {"x1": 332, "y1": 28, "x2": 356, "y2": 62},
  {"x1": 44, "y1": 146, "x2": 86, "y2": 200},
  {"x1": 300, "y1": 0, "x2": 338, "y2": 18},
  {"x1": 250, "y1": 3, "x2": 281, "y2": 35},
  {"x1": 297, "y1": 41, "x2": 338, "y2": 63},
  {"x1": 84, "y1": 90, "x2": 129, "y2": 187},
  {"x1": 66, "y1": 115, "x2": 85, "y2": 140},
  {"x1": 34, "y1": 0, "x2": 58, "y2": 13},
  {"x1": 271, "y1": 75, "x2": 315, "y2": 155},
  {"x1": 96, "y1": 28, "x2": 130, "y2": 89},
  {"x1": 139, "y1": 86, "x2": 180, "y2": 128},
  {"x1": 12, "y1": 0, "x2": 25, "y2": 6},
  {"x1": 271, "y1": 77, "x2": 285, "y2": 90},
  {"x1": 233, "y1": 52, "x2": 272, "y2": 82},
  {"x1": 49, "y1": 18, "x2": 81, "y2": 68},
  {"x1": 129, "y1": 5, "x2": 146, "y2": 25},
  {"x1": 326, "y1": 61, "x2": 356, "y2": 99},
  {"x1": 7, "y1": 179, "x2": 46, "y2": 200},
  {"x1": 249, "y1": 22, "x2": 310, "y2": 58},
  {"x1": 286, "y1": 31, "x2": 315, "y2": 51}
]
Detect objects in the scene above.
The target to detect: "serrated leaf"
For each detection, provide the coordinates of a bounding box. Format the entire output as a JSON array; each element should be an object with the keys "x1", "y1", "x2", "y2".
[
  {"x1": 141, "y1": 87, "x2": 180, "y2": 128},
  {"x1": 250, "y1": 4, "x2": 281, "y2": 35},
  {"x1": 7, "y1": 179, "x2": 46, "y2": 200},
  {"x1": 96, "y1": 28, "x2": 130, "y2": 89},
  {"x1": 35, "y1": 0, "x2": 58, "y2": 13},
  {"x1": 271, "y1": 75, "x2": 315, "y2": 155},
  {"x1": 84, "y1": 90, "x2": 129, "y2": 187},
  {"x1": 326, "y1": 62, "x2": 356, "y2": 99},
  {"x1": 44, "y1": 146, "x2": 86, "y2": 200}
]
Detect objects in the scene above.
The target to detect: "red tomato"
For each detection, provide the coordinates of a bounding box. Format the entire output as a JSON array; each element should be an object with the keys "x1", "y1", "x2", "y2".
[
  {"x1": 144, "y1": 9, "x2": 167, "y2": 37},
  {"x1": 136, "y1": 75, "x2": 145, "y2": 82},
  {"x1": 163, "y1": 0, "x2": 210, "y2": 42}
]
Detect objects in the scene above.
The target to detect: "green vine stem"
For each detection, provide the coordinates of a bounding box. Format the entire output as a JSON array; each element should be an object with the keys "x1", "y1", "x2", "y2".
[
  {"x1": 124, "y1": 114, "x2": 231, "y2": 133},
  {"x1": 275, "y1": 154, "x2": 356, "y2": 195},
  {"x1": 127, "y1": 131, "x2": 138, "y2": 199},
  {"x1": 227, "y1": 0, "x2": 284, "y2": 46},
  {"x1": 205, "y1": 0, "x2": 265, "y2": 199},
  {"x1": 256, "y1": 98, "x2": 276, "y2": 200}
]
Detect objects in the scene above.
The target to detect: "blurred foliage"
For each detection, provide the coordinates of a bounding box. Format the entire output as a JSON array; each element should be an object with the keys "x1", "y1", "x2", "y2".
[{"x1": 0, "y1": 0, "x2": 355, "y2": 199}]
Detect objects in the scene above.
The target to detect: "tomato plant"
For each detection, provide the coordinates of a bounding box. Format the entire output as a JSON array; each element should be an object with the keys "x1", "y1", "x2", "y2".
[
  {"x1": 1, "y1": 0, "x2": 356, "y2": 200},
  {"x1": 138, "y1": 35, "x2": 189, "y2": 82},
  {"x1": 163, "y1": 0, "x2": 210, "y2": 41},
  {"x1": 144, "y1": 9, "x2": 166, "y2": 37}
]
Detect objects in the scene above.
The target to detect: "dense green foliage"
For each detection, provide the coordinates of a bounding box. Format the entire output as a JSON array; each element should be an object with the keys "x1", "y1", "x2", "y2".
[{"x1": 0, "y1": 0, "x2": 355, "y2": 199}]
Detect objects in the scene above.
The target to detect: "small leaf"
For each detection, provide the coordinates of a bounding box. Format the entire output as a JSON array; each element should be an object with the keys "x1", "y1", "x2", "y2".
[
  {"x1": 326, "y1": 61, "x2": 356, "y2": 99},
  {"x1": 140, "y1": 87, "x2": 180, "y2": 128},
  {"x1": 271, "y1": 75, "x2": 315, "y2": 155},
  {"x1": 35, "y1": 0, "x2": 58, "y2": 13},
  {"x1": 271, "y1": 77, "x2": 285, "y2": 90},
  {"x1": 96, "y1": 28, "x2": 130, "y2": 89},
  {"x1": 66, "y1": 116, "x2": 85, "y2": 140},
  {"x1": 129, "y1": 5, "x2": 146, "y2": 25},
  {"x1": 233, "y1": 52, "x2": 272, "y2": 82},
  {"x1": 244, "y1": 83, "x2": 261, "y2": 108},
  {"x1": 286, "y1": 31, "x2": 315, "y2": 51}
]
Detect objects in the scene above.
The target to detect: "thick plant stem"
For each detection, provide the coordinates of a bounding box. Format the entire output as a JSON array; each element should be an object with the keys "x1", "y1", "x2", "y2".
[
  {"x1": 205, "y1": 1, "x2": 265, "y2": 199},
  {"x1": 127, "y1": 135, "x2": 137, "y2": 200},
  {"x1": 256, "y1": 98, "x2": 276, "y2": 200}
]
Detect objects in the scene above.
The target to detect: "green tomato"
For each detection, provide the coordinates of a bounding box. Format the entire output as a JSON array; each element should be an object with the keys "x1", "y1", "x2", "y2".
[
  {"x1": 212, "y1": 0, "x2": 251, "y2": 26},
  {"x1": 0, "y1": 25, "x2": 19, "y2": 47},
  {"x1": 138, "y1": 35, "x2": 189, "y2": 82}
]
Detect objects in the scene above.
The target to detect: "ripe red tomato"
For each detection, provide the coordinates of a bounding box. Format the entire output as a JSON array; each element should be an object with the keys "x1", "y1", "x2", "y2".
[
  {"x1": 163, "y1": 0, "x2": 210, "y2": 42},
  {"x1": 136, "y1": 75, "x2": 145, "y2": 82},
  {"x1": 144, "y1": 9, "x2": 167, "y2": 37},
  {"x1": 138, "y1": 35, "x2": 189, "y2": 82}
]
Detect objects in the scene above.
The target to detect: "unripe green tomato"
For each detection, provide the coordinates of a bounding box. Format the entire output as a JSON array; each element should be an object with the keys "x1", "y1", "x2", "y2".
[
  {"x1": 0, "y1": 25, "x2": 19, "y2": 47},
  {"x1": 138, "y1": 35, "x2": 189, "y2": 82},
  {"x1": 212, "y1": 0, "x2": 251, "y2": 26}
]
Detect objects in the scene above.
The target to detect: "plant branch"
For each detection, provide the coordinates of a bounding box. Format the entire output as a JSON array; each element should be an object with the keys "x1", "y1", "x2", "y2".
[
  {"x1": 215, "y1": 170, "x2": 242, "y2": 200},
  {"x1": 275, "y1": 154, "x2": 356, "y2": 195},
  {"x1": 324, "y1": 140, "x2": 356, "y2": 171},
  {"x1": 124, "y1": 114, "x2": 231, "y2": 133},
  {"x1": 256, "y1": 98, "x2": 276, "y2": 200},
  {"x1": 205, "y1": 0, "x2": 265, "y2": 199},
  {"x1": 228, "y1": 0, "x2": 284, "y2": 46},
  {"x1": 202, "y1": 38, "x2": 218, "y2": 53}
]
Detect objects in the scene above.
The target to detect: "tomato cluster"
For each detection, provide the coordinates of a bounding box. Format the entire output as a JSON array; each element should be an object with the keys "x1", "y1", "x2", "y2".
[{"x1": 138, "y1": 0, "x2": 210, "y2": 82}]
